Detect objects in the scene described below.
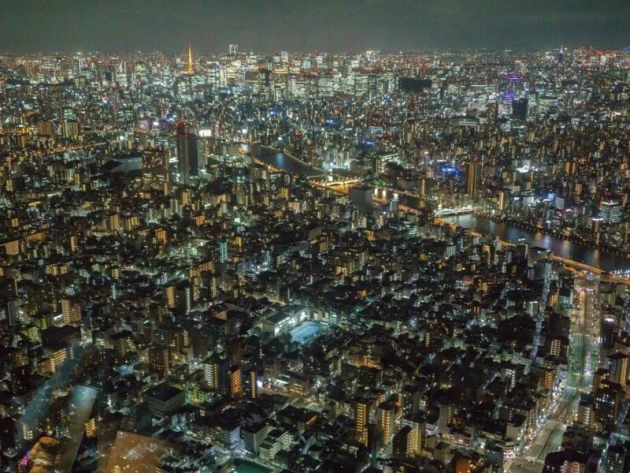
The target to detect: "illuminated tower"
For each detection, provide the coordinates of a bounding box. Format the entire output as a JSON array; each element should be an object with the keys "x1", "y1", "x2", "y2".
[{"x1": 187, "y1": 44, "x2": 194, "y2": 74}]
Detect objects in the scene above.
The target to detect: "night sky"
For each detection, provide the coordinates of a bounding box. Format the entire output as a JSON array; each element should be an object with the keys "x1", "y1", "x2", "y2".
[{"x1": 1, "y1": 0, "x2": 629, "y2": 54}]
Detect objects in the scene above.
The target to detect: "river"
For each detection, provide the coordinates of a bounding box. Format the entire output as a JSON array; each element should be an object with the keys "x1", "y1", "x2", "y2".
[
  {"x1": 252, "y1": 145, "x2": 630, "y2": 273},
  {"x1": 250, "y1": 144, "x2": 323, "y2": 177},
  {"x1": 441, "y1": 214, "x2": 630, "y2": 273}
]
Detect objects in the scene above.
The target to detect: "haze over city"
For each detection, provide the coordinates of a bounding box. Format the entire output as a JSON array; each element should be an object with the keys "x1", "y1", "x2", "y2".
[{"x1": 0, "y1": 0, "x2": 629, "y2": 53}]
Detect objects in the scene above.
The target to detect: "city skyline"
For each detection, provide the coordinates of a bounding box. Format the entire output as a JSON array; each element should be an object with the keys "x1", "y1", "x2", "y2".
[
  {"x1": 2, "y1": 7, "x2": 630, "y2": 471},
  {"x1": 0, "y1": 0, "x2": 629, "y2": 54}
]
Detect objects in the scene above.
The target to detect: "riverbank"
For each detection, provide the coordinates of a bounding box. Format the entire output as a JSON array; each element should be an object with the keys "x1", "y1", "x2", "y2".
[
  {"x1": 474, "y1": 211, "x2": 630, "y2": 259},
  {"x1": 253, "y1": 143, "x2": 326, "y2": 176},
  {"x1": 250, "y1": 144, "x2": 630, "y2": 275},
  {"x1": 443, "y1": 214, "x2": 630, "y2": 273}
]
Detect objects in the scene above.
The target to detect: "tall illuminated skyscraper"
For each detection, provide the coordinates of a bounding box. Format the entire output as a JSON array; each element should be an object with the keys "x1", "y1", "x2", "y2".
[
  {"x1": 176, "y1": 122, "x2": 199, "y2": 184},
  {"x1": 187, "y1": 44, "x2": 194, "y2": 74}
]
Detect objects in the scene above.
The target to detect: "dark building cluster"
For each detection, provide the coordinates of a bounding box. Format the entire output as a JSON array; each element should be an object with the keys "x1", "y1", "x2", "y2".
[{"x1": 0, "y1": 46, "x2": 629, "y2": 473}]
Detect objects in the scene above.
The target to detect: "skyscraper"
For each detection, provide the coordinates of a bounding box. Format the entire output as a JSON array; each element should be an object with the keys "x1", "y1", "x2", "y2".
[
  {"x1": 176, "y1": 122, "x2": 199, "y2": 184},
  {"x1": 465, "y1": 162, "x2": 479, "y2": 200},
  {"x1": 187, "y1": 44, "x2": 194, "y2": 74}
]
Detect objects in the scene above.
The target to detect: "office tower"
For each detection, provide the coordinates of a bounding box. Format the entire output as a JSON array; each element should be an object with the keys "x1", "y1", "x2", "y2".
[
  {"x1": 512, "y1": 98, "x2": 528, "y2": 120},
  {"x1": 600, "y1": 200, "x2": 623, "y2": 224},
  {"x1": 465, "y1": 162, "x2": 479, "y2": 200},
  {"x1": 229, "y1": 44, "x2": 238, "y2": 56},
  {"x1": 176, "y1": 122, "x2": 199, "y2": 184},
  {"x1": 438, "y1": 403, "x2": 453, "y2": 434},
  {"x1": 38, "y1": 121, "x2": 54, "y2": 137}
]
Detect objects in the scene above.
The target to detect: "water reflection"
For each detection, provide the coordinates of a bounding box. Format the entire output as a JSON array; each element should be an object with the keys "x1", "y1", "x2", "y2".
[
  {"x1": 253, "y1": 145, "x2": 321, "y2": 177},
  {"x1": 250, "y1": 144, "x2": 630, "y2": 273},
  {"x1": 443, "y1": 215, "x2": 630, "y2": 272}
]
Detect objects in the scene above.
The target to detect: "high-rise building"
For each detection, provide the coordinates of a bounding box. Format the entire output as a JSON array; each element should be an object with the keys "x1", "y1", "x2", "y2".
[
  {"x1": 512, "y1": 98, "x2": 528, "y2": 120},
  {"x1": 392, "y1": 425, "x2": 417, "y2": 458},
  {"x1": 148, "y1": 345, "x2": 171, "y2": 379},
  {"x1": 594, "y1": 382, "x2": 623, "y2": 426},
  {"x1": 600, "y1": 200, "x2": 622, "y2": 224},
  {"x1": 355, "y1": 399, "x2": 370, "y2": 447},
  {"x1": 465, "y1": 162, "x2": 479, "y2": 200},
  {"x1": 229, "y1": 44, "x2": 238, "y2": 56},
  {"x1": 204, "y1": 356, "x2": 229, "y2": 393},
  {"x1": 244, "y1": 369, "x2": 259, "y2": 400},
  {"x1": 605, "y1": 444, "x2": 630, "y2": 473},
  {"x1": 608, "y1": 353, "x2": 628, "y2": 389},
  {"x1": 229, "y1": 365, "x2": 242, "y2": 397},
  {"x1": 142, "y1": 148, "x2": 170, "y2": 191},
  {"x1": 378, "y1": 401, "x2": 397, "y2": 446},
  {"x1": 176, "y1": 122, "x2": 199, "y2": 184},
  {"x1": 164, "y1": 281, "x2": 192, "y2": 314},
  {"x1": 217, "y1": 237, "x2": 228, "y2": 264}
]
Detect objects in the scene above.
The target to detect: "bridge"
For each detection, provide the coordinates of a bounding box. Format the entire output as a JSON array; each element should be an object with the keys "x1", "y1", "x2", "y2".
[
  {"x1": 251, "y1": 155, "x2": 630, "y2": 287},
  {"x1": 433, "y1": 205, "x2": 475, "y2": 217},
  {"x1": 316, "y1": 178, "x2": 361, "y2": 187}
]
